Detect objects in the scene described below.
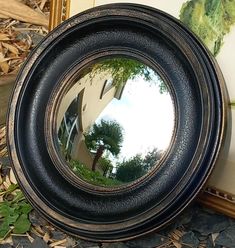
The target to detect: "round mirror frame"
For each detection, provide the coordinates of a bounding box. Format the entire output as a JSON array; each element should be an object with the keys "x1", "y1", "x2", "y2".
[
  {"x1": 7, "y1": 4, "x2": 228, "y2": 242},
  {"x1": 47, "y1": 52, "x2": 176, "y2": 192}
]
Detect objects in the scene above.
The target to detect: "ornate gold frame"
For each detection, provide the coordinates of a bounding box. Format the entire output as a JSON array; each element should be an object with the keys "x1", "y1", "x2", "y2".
[
  {"x1": 49, "y1": 0, "x2": 235, "y2": 219},
  {"x1": 199, "y1": 187, "x2": 235, "y2": 218},
  {"x1": 49, "y1": 0, "x2": 70, "y2": 30}
]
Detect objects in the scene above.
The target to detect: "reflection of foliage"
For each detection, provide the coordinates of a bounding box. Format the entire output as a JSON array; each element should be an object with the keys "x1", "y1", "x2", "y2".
[
  {"x1": 143, "y1": 148, "x2": 162, "y2": 171},
  {"x1": 91, "y1": 57, "x2": 168, "y2": 94},
  {"x1": 116, "y1": 155, "x2": 146, "y2": 183},
  {"x1": 70, "y1": 160, "x2": 121, "y2": 187},
  {"x1": 180, "y1": 0, "x2": 235, "y2": 56},
  {"x1": 85, "y1": 119, "x2": 124, "y2": 171},
  {"x1": 116, "y1": 148, "x2": 162, "y2": 183},
  {"x1": 98, "y1": 156, "x2": 113, "y2": 177}
]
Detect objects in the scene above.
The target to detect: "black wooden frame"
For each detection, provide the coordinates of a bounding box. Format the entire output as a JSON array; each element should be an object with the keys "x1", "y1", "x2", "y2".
[{"x1": 7, "y1": 4, "x2": 228, "y2": 241}]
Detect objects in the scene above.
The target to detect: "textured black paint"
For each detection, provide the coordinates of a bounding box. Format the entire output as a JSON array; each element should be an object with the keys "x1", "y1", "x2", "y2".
[{"x1": 7, "y1": 3, "x2": 227, "y2": 241}]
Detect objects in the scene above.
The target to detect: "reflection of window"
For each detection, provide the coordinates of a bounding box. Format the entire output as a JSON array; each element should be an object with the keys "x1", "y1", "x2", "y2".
[
  {"x1": 58, "y1": 96, "x2": 79, "y2": 159},
  {"x1": 100, "y1": 79, "x2": 113, "y2": 99}
]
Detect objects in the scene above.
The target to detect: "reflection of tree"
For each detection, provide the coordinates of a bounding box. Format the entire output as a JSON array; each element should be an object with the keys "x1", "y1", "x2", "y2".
[
  {"x1": 85, "y1": 119, "x2": 124, "y2": 171},
  {"x1": 91, "y1": 57, "x2": 168, "y2": 94},
  {"x1": 143, "y1": 148, "x2": 162, "y2": 171},
  {"x1": 116, "y1": 155, "x2": 145, "y2": 183},
  {"x1": 98, "y1": 156, "x2": 113, "y2": 177},
  {"x1": 116, "y1": 148, "x2": 162, "y2": 183}
]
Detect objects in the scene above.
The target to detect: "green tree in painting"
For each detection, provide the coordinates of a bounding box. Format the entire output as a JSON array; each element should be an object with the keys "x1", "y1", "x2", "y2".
[
  {"x1": 180, "y1": 0, "x2": 235, "y2": 56},
  {"x1": 85, "y1": 119, "x2": 124, "y2": 171}
]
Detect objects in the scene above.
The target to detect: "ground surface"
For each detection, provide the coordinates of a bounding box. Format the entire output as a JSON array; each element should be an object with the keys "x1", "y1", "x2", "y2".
[{"x1": 1, "y1": 156, "x2": 235, "y2": 248}]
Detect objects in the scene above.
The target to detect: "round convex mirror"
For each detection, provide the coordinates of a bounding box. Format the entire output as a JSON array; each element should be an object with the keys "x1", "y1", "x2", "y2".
[
  {"x1": 7, "y1": 3, "x2": 228, "y2": 242},
  {"x1": 55, "y1": 57, "x2": 174, "y2": 187}
]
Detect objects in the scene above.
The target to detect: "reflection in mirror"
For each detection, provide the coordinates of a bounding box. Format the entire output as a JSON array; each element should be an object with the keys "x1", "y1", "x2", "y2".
[{"x1": 56, "y1": 57, "x2": 174, "y2": 187}]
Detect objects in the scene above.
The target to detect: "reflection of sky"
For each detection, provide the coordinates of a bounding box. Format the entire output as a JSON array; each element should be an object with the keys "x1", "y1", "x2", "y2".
[{"x1": 96, "y1": 77, "x2": 175, "y2": 161}]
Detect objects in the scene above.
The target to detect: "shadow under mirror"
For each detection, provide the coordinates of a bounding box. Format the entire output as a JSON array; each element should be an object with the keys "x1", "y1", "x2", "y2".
[{"x1": 56, "y1": 57, "x2": 175, "y2": 187}]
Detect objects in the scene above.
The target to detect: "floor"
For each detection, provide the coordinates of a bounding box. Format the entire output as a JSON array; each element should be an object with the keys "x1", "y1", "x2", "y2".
[{"x1": 1, "y1": 157, "x2": 235, "y2": 248}]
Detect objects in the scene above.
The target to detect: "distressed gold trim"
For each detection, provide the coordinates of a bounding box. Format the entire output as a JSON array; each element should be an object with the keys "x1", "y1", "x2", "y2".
[
  {"x1": 49, "y1": 0, "x2": 71, "y2": 31},
  {"x1": 199, "y1": 188, "x2": 235, "y2": 218},
  {"x1": 205, "y1": 186, "x2": 235, "y2": 203}
]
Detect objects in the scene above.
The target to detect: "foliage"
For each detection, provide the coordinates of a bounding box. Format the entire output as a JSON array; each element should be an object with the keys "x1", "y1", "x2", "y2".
[
  {"x1": 0, "y1": 187, "x2": 32, "y2": 239},
  {"x1": 91, "y1": 57, "x2": 168, "y2": 93},
  {"x1": 116, "y1": 155, "x2": 146, "y2": 183},
  {"x1": 70, "y1": 160, "x2": 122, "y2": 187},
  {"x1": 116, "y1": 148, "x2": 162, "y2": 183},
  {"x1": 92, "y1": 57, "x2": 151, "y2": 87},
  {"x1": 98, "y1": 156, "x2": 113, "y2": 176},
  {"x1": 180, "y1": 0, "x2": 235, "y2": 56},
  {"x1": 143, "y1": 148, "x2": 162, "y2": 171},
  {"x1": 85, "y1": 119, "x2": 124, "y2": 171}
]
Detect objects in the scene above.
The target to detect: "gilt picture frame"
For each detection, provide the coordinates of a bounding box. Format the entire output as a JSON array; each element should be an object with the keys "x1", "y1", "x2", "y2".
[{"x1": 49, "y1": 0, "x2": 235, "y2": 218}]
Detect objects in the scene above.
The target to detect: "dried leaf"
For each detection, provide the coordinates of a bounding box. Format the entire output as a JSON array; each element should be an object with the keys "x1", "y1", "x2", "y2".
[
  {"x1": 5, "y1": 175, "x2": 11, "y2": 186},
  {"x1": 169, "y1": 229, "x2": 184, "y2": 241},
  {"x1": 0, "y1": 13, "x2": 9, "y2": 19},
  {"x1": 0, "y1": 34, "x2": 10, "y2": 41},
  {"x1": 0, "y1": 53, "x2": 4, "y2": 63},
  {"x1": 26, "y1": 232, "x2": 34, "y2": 243},
  {"x1": 2, "y1": 42, "x2": 19, "y2": 55},
  {"x1": 0, "y1": 147, "x2": 7, "y2": 157},
  {"x1": 0, "y1": 127, "x2": 6, "y2": 140},
  {"x1": 33, "y1": 225, "x2": 44, "y2": 236},
  {"x1": 172, "y1": 241, "x2": 182, "y2": 248},
  {"x1": 31, "y1": 227, "x2": 43, "y2": 237},
  {"x1": 0, "y1": 0, "x2": 48, "y2": 27},
  {"x1": 211, "y1": 233, "x2": 219, "y2": 246},
  {"x1": 40, "y1": 0, "x2": 47, "y2": 10},
  {"x1": 0, "y1": 61, "x2": 9, "y2": 73},
  {"x1": 43, "y1": 232, "x2": 50, "y2": 243},
  {"x1": 10, "y1": 169, "x2": 17, "y2": 185},
  {"x1": 49, "y1": 239, "x2": 67, "y2": 248},
  {"x1": 3, "y1": 182, "x2": 10, "y2": 191}
]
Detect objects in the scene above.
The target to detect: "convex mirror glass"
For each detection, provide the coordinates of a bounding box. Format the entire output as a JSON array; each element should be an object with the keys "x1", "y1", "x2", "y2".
[{"x1": 56, "y1": 57, "x2": 175, "y2": 187}]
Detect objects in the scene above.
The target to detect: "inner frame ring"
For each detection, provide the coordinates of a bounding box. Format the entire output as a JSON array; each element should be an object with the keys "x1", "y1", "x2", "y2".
[{"x1": 45, "y1": 49, "x2": 177, "y2": 193}]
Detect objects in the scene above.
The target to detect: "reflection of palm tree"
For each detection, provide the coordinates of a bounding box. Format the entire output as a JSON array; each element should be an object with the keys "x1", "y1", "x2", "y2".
[{"x1": 85, "y1": 119, "x2": 123, "y2": 171}]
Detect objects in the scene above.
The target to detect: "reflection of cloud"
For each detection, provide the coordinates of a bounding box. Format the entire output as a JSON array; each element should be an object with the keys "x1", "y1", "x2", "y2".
[{"x1": 97, "y1": 77, "x2": 175, "y2": 160}]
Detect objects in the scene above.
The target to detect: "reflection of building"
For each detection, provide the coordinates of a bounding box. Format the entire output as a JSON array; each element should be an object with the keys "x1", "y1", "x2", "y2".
[{"x1": 57, "y1": 70, "x2": 124, "y2": 170}]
